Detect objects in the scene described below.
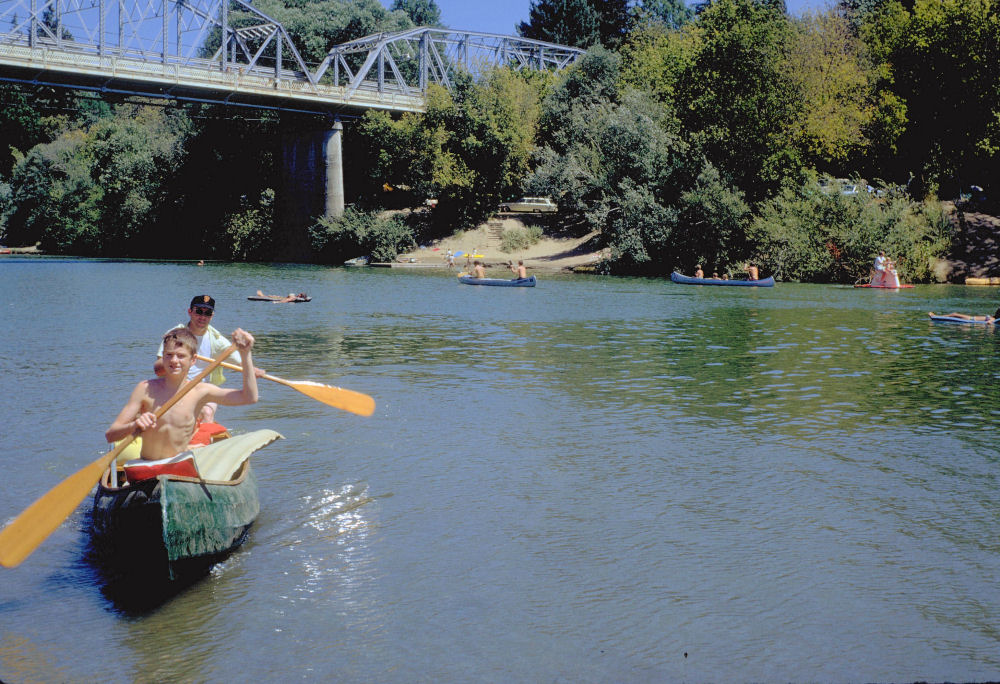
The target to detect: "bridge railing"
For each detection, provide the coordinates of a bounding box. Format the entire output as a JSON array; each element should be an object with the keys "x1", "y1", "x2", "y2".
[
  {"x1": 0, "y1": 0, "x2": 315, "y2": 83},
  {"x1": 0, "y1": 2, "x2": 585, "y2": 113},
  {"x1": 314, "y1": 27, "x2": 586, "y2": 98}
]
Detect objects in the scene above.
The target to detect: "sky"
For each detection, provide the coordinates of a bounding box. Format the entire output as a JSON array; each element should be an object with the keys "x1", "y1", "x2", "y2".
[{"x1": 402, "y1": 0, "x2": 832, "y2": 36}]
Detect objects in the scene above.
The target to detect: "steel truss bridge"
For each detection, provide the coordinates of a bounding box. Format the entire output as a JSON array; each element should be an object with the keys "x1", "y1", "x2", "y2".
[{"x1": 0, "y1": 0, "x2": 585, "y2": 115}]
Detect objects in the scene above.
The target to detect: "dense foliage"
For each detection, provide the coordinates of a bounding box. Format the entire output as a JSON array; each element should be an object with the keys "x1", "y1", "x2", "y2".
[
  {"x1": 309, "y1": 207, "x2": 416, "y2": 263},
  {"x1": 749, "y1": 175, "x2": 951, "y2": 282},
  {"x1": 0, "y1": 0, "x2": 996, "y2": 281}
]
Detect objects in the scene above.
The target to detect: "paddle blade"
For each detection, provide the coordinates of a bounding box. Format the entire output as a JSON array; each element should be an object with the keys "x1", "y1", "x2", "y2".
[
  {"x1": 0, "y1": 344, "x2": 236, "y2": 568},
  {"x1": 0, "y1": 452, "x2": 115, "y2": 568},
  {"x1": 287, "y1": 380, "x2": 376, "y2": 417}
]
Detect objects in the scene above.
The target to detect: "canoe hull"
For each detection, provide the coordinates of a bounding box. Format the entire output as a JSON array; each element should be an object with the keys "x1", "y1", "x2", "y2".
[
  {"x1": 459, "y1": 275, "x2": 537, "y2": 287},
  {"x1": 91, "y1": 429, "x2": 281, "y2": 581},
  {"x1": 92, "y1": 461, "x2": 259, "y2": 580},
  {"x1": 670, "y1": 272, "x2": 775, "y2": 287}
]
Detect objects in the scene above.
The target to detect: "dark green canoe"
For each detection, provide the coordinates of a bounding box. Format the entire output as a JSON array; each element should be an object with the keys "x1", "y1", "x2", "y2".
[{"x1": 91, "y1": 430, "x2": 282, "y2": 581}]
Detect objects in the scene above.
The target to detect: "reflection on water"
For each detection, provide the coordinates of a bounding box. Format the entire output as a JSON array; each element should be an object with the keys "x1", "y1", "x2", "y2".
[{"x1": 1, "y1": 260, "x2": 999, "y2": 681}]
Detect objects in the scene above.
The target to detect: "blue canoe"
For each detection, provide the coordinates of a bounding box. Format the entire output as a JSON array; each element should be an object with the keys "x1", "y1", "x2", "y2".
[
  {"x1": 459, "y1": 275, "x2": 537, "y2": 287},
  {"x1": 670, "y1": 272, "x2": 775, "y2": 287}
]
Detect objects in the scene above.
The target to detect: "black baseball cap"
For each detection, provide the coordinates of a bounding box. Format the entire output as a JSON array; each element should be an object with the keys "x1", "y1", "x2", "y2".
[{"x1": 189, "y1": 294, "x2": 215, "y2": 311}]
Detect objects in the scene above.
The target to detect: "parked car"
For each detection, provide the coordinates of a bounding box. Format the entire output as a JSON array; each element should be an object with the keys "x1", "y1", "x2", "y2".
[
  {"x1": 840, "y1": 183, "x2": 875, "y2": 196},
  {"x1": 499, "y1": 196, "x2": 557, "y2": 213}
]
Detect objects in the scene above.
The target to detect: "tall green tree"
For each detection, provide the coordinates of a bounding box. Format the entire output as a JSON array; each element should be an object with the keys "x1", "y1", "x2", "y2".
[
  {"x1": 390, "y1": 0, "x2": 442, "y2": 27},
  {"x1": 786, "y1": 10, "x2": 875, "y2": 171},
  {"x1": 890, "y1": 0, "x2": 1000, "y2": 197},
  {"x1": 530, "y1": 50, "x2": 750, "y2": 273},
  {"x1": 675, "y1": 0, "x2": 802, "y2": 204},
  {"x1": 593, "y1": 0, "x2": 632, "y2": 47},
  {"x1": 244, "y1": 0, "x2": 413, "y2": 66},
  {"x1": 518, "y1": 0, "x2": 631, "y2": 47},
  {"x1": 537, "y1": 45, "x2": 622, "y2": 150},
  {"x1": 357, "y1": 69, "x2": 550, "y2": 231},
  {"x1": 517, "y1": 0, "x2": 601, "y2": 47},
  {"x1": 4, "y1": 105, "x2": 190, "y2": 255},
  {"x1": 618, "y1": 21, "x2": 696, "y2": 106},
  {"x1": 634, "y1": 0, "x2": 695, "y2": 29}
]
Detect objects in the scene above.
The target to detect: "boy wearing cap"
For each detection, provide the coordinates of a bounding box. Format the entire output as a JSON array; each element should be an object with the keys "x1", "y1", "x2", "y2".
[{"x1": 156, "y1": 294, "x2": 265, "y2": 423}]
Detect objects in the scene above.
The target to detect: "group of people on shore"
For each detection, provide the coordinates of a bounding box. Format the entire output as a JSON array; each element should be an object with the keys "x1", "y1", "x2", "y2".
[{"x1": 107, "y1": 294, "x2": 265, "y2": 463}]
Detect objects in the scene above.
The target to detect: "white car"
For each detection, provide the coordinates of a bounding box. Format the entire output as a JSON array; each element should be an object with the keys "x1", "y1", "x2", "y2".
[{"x1": 499, "y1": 197, "x2": 557, "y2": 213}]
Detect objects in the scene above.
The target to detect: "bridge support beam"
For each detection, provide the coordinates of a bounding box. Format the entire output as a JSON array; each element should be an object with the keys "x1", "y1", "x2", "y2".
[{"x1": 324, "y1": 119, "x2": 345, "y2": 218}]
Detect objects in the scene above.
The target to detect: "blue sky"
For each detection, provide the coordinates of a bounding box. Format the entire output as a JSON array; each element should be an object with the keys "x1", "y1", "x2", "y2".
[{"x1": 414, "y1": 0, "x2": 833, "y2": 35}]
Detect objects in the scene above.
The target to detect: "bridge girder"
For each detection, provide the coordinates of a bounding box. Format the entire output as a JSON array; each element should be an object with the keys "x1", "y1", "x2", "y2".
[
  {"x1": 315, "y1": 27, "x2": 586, "y2": 99},
  {"x1": 0, "y1": 1, "x2": 585, "y2": 114}
]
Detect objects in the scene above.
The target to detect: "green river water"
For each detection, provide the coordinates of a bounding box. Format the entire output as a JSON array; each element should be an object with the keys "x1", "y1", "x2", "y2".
[{"x1": 0, "y1": 256, "x2": 998, "y2": 682}]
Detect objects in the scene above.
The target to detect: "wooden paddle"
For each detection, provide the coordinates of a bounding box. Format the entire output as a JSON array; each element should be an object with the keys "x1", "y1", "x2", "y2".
[
  {"x1": 0, "y1": 344, "x2": 237, "y2": 569},
  {"x1": 196, "y1": 355, "x2": 375, "y2": 417}
]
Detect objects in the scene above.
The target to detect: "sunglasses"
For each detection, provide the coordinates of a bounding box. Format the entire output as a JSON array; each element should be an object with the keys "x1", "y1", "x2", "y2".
[{"x1": 193, "y1": 308, "x2": 214, "y2": 316}]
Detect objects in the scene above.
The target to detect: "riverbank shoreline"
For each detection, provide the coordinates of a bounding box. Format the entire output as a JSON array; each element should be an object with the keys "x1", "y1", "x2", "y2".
[{"x1": 392, "y1": 215, "x2": 604, "y2": 274}]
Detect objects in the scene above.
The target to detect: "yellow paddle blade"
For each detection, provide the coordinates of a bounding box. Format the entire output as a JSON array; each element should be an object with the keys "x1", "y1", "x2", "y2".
[
  {"x1": 282, "y1": 379, "x2": 376, "y2": 417},
  {"x1": 0, "y1": 344, "x2": 238, "y2": 568},
  {"x1": 0, "y1": 450, "x2": 116, "y2": 568},
  {"x1": 196, "y1": 356, "x2": 375, "y2": 417}
]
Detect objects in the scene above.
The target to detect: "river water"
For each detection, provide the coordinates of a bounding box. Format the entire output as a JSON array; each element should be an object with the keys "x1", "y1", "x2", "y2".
[{"x1": 0, "y1": 257, "x2": 998, "y2": 682}]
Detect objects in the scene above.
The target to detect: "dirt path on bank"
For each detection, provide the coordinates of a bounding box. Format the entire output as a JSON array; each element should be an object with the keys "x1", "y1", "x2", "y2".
[{"x1": 396, "y1": 215, "x2": 605, "y2": 273}]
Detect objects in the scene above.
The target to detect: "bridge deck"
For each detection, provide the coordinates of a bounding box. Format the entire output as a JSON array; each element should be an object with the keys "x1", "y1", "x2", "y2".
[{"x1": 0, "y1": 40, "x2": 425, "y2": 114}]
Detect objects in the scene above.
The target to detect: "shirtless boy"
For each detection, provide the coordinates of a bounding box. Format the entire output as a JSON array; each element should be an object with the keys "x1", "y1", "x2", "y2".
[{"x1": 107, "y1": 327, "x2": 259, "y2": 461}]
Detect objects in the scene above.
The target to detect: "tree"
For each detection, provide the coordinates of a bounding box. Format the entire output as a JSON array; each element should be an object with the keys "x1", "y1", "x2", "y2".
[
  {"x1": 517, "y1": 0, "x2": 631, "y2": 48},
  {"x1": 247, "y1": 0, "x2": 413, "y2": 66},
  {"x1": 890, "y1": 0, "x2": 1000, "y2": 197},
  {"x1": 619, "y1": 21, "x2": 696, "y2": 106},
  {"x1": 674, "y1": 0, "x2": 803, "y2": 204},
  {"x1": 357, "y1": 69, "x2": 550, "y2": 231},
  {"x1": 537, "y1": 46, "x2": 622, "y2": 151},
  {"x1": 518, "y1": 0, "x2": 600, "y2": 48},
  {"x1": 3, "y1": 104, "x2": 190, "y2": 255},
  {"x1": 749, "y1": 174, "x2": 950, "y2": 282},
  {"x1": 390, "y1": 0, "x2": 442, "y2": 27},
  {"x1": 530, "y1": 71, "x2": 749, "y2": 273},
  {"x1": 785, "y1": 10, "x2": 875, "y2": 170},
  {"x1": 634, "y1": 0, "x2": 695, "y2": 30},
  {"x1": 593, "y1": 0, "x2": 631, "y2": 48}
]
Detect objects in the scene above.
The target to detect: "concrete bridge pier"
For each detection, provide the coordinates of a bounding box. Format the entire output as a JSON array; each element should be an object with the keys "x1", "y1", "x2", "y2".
[{"x1": 324, "y1": 119, "x2": 345, "y2": 218}]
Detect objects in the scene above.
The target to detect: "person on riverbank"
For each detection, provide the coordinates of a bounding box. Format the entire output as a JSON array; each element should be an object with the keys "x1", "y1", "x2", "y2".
[
  {"x1": 110, "y1": 327, "x2": 259, "y2": 461},
  {"x1": 445, "y1": 250, "x2": 455, "y2": 268},
  {"x1": 156, "y1": 294, "x2": 265, "y2": 423}
]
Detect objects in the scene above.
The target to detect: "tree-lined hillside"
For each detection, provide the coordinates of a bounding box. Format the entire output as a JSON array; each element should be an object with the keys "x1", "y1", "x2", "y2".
[{"x1": 1, "y1": 0, "x2": 997, "y2": 282}]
